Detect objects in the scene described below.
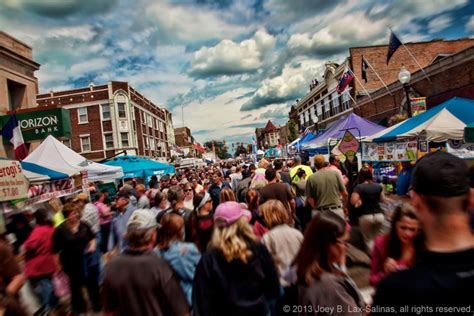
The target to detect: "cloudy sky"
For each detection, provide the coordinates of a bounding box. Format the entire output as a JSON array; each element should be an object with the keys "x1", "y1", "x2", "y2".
[{"x1": 1, "y1": 0, "x2": 473, "y2": 144}]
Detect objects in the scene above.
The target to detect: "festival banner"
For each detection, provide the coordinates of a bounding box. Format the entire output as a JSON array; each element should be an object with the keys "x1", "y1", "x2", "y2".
[
  {"x1": 0, "y1": 160, "x2": 29, "y2": 202},
  {"x1": 410, "y1": 97, "x2": 426, "y2": 117},
  {"x1": 362, "y1": 143, "x2": 378, "y2": 161},
  {"x1": 27, "y1": 178, "x2": 80, "y2": 205}
]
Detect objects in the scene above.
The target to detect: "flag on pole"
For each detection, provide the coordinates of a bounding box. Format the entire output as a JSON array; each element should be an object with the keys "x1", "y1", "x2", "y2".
[
  {"x1": 361, "y1": 56, "x2": 369, "y2": 82},
  {"x1": 337, "y1": 68, "x2": 354, "y2": 93},
  {"x1": 0, "y1": 114, "x2": 28, "y2": 160},
  {"x1": 386, "y1": 31, "x2": 402, "y2": 64}
]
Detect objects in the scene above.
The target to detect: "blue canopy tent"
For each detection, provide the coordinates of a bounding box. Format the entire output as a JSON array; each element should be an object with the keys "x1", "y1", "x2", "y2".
[
  {"x1": 372, "y1": 97, "x2": 474, "y2": 142},
  {"x1": 103, "y1": 155, "x2": 175, "y2": 179}
]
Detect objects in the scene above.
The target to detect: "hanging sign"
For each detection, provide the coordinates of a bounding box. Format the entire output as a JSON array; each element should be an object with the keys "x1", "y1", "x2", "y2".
[
  {"x1": 0, "y1": 160, "x2": 29, "y2": 202},
  {"x1": 338, "y1": 131, "x2": 359, "y2": 157},
  {"x1": 410, "y1": 97, "x2": 426, "y2": 117}
]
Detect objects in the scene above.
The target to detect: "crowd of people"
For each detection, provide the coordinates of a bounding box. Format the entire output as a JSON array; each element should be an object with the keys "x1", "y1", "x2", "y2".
[{"x1": 0, "y1": 151, "x2": 473, "y2": 315}]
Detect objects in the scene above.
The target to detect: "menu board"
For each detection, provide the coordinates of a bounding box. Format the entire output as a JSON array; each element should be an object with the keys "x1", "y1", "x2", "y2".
[{"x1": 362, "y1": 140, "x2": 418, "y2": 161}]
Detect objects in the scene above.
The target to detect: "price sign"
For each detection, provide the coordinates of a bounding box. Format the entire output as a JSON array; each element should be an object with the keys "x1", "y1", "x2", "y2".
[{"x1": 0, "y1": 160, "x2": 28, "y2": 202}]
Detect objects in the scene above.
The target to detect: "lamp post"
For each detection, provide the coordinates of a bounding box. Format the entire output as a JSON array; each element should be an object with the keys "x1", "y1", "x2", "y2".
[{"x1": 398, "y1": 66, "x2": 412, "y2": 118}]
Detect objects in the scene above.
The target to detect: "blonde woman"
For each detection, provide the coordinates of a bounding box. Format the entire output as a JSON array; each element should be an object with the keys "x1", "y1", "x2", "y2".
[
  {"x1": 219, "y1": 187, "x2": 236, "y2": 203},
  {"x1": 192, "y1": 201, "x2": 280, "y2": 316},
  {"x1": 250, "y1": 159, "x2": 270, "y2": 190},
  {"x1": 261, "y1": 200, "x2": 303, "y2": 311}
]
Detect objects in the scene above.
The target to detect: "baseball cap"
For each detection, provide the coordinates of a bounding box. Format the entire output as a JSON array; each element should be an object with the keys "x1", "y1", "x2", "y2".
[
  {"x1": 294, "y1": 156, "x2": 302, "y2": 163},
  {"x1": 127, "y1": 209, "x2": 158, "y2": 230},
  {"x1": 73, "y1": 192, "x2": 89, "y2": 202},
  {"x1": 411, "y1": 152, "x2": 470, "y2": 197},
  {"x1": 214, "y1": 201, "x2": 251, "y2": 227},
  {"x1": 180, "y1": 178, "x2": 189, "y2": 185}
]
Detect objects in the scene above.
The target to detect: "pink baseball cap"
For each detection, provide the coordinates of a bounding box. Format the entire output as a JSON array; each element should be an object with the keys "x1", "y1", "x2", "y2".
[{"x1": 214, "y1": 201, "x2": 251, "y2": 227}]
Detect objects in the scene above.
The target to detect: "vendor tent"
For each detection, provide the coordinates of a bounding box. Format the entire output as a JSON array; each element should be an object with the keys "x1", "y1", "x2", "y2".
[
  {"x1": 302, "y1": 113, "x2": 385, "y2": 151},
  {"x1": 21, "y1": 161, "x2": 72, "y2": 183},
  {"x1": 103, "y1": 155, "x2": 175, "y2": 179},
  {"x1": 373, "y1": 97, "x2": 474, "y2": 142},
  {"x1": 23, "y1": 135, "x2": 124, "y2": 182}
]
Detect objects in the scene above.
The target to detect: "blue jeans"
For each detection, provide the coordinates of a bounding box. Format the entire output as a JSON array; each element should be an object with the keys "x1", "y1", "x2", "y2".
[{"x1": 29, "y1": 275, "x2": 57, "y2": 311}]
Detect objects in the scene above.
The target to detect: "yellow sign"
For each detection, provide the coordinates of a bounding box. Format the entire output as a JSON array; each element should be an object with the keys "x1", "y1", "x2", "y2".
[{"x1": 410, "y1": 97, "x2": 426, "y2": 116}]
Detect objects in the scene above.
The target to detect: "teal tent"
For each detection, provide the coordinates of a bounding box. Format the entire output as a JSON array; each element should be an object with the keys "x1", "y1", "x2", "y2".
[{"x1": 103, "y1": 155, "x2": 175, "y2": 179}]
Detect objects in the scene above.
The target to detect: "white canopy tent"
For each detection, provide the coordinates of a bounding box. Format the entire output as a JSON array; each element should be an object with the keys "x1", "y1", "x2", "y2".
[{"x1": 24, "y1": 135, "x2": 124, "y2": 182}]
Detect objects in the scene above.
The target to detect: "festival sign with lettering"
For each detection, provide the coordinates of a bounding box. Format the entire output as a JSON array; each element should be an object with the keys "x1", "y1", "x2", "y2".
[
  {"x1": 27, "y1": 177, "x2": 80, "y2": 205},
  {"x1": 338, "y1": 131, "x2": 359, "y2": 157},
  {"x1": 0, "y1": 108, "x2": 71, "y2": 144},
  {"x1": 0, "y1": 160, "x2": 29, "y2": 202}
]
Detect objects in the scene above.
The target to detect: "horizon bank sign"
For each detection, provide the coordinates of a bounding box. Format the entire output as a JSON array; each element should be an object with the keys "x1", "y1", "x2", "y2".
[{"x1": 1, "y1": 108, "x2": 71, "y2": 144}]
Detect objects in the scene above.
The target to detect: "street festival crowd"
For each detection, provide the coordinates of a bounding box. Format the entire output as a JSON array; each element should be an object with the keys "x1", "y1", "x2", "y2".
[{"x1": 1, "y1": 152, "x2": 474, "y2": 316}]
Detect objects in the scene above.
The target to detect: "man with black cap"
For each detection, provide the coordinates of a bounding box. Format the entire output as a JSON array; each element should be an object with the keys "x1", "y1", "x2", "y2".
[
  {"x1": 102, "y1": 209, "x2": 190, "y2": 315},
  {"x1": 372, "y1": 152, "x2": 474, "y2": 314}
]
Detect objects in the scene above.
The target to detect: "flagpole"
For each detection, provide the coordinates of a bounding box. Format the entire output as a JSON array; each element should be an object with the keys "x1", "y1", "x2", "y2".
[
  {"x1": 388, "y1": 27, "x2": 431, "y2": 83},
  {"x1": 348, "y1": 68, "x2": 375, "y2": 104},
  {"x1": 363, "y1": 56, "x2": 393, "y2": 96}
]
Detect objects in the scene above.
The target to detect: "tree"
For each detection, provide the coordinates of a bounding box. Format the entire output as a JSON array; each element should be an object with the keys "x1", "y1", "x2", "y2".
[
  {"x1": 204, "y1": 140, "x2": 231, "y2": 159},
  {"x1": 234, "y1": 144, "x2": 248, "y2": 157},
  {"x1": 288, "y1": 119, "x2": 298, "y2": 142}
]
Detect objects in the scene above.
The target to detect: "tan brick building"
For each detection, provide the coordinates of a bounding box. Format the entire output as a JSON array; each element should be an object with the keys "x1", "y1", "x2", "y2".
[
  {"x1": 0, "y1": 32, "x2": 41, "y2": 158},
  {"x1": 36, "y1": 82, "x2": 173, "y2": 161},
  {"x1": 255, "y1": 120, "x2": 289, "y2": 149}
]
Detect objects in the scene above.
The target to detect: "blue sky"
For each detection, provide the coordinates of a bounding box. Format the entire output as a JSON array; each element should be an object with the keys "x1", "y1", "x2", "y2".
[{"x1": 0, "y1": 0, "x2": 473, "y2": 144}]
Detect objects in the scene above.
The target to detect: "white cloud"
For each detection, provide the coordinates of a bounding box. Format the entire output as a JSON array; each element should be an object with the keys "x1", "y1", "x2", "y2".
[
  {"x1": 70, "y1": 58, "x2": 108, "y2": 76},
  {"x1": 46, "y1": 25, "x2": 96, "y2": 41},
  {"x1": 288, "y1": 11, "x2": 387, "y2": 56},
  {"x1": 241, "y1": 59, "x2": 325, "y2": 111},
  {"x1": 147, "y1": 0, "x2": 250, "y2": 43},
  {"x1": 466, "y1": 16, "x2": 474, "y2": 32},
  {"x1": 189, "y1": 29, "x2": 276, "y2": 77},
  {"x1": 428, "y1": 15, "x2": 452, "y2": 34}
]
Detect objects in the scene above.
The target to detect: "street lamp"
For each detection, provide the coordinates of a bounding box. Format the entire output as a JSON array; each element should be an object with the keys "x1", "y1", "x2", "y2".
[{"x1": 398, "y1": 66, "x2": 412, "y2": 118}]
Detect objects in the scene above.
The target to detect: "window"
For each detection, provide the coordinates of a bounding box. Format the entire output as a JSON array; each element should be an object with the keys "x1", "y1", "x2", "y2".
[
  {"x1": 147, "y1": 115, "x2": 153, "y2": 128},
  {"x1": 155, "y1": 119, "x2": 159, "y2": 130},
  {"x1": 7, "y1": 79, "x2": 26, "y2": 111},
  {"x1": 150, "y1": 137, "x2": 155, "y2": 150},
  {"x1": 62, "y1": 139, "x2": 71, "y2": 148},
  {"x1": 80, "y1": 136, "x2": 91, "y2": 152},
  {"x1": 101, "y1": 104, "x2": 111, "y2": 120},
  {"x1": 104, "y1": 133, "x2": 114, "y2": 149},
  {"x1": 78, "y1": 107, "x2": 88, "y2": 123},
  {"x1": 117, "y1": 103, "x2": 126, "y2": 118},
  {"x1": 121, "y1": 133, "x2": 129, "y2": 147}
]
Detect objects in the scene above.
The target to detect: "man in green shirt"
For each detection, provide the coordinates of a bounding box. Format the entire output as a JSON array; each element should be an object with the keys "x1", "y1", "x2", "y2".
[{"x1": 305, "y1": 155, "x2": 347, "y2": 219}]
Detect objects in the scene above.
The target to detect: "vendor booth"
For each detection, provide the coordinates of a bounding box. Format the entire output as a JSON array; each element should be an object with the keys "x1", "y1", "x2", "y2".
[
  {"x1": 363, "y1": 97, "x2": 474, "y2": 162},
  {"x1": 103, "y1": 155, "x2": 175, "y2": 179},
  {"x1": 23, "y1": 135, "x2": 124, "y2": 182},
  {"x1": 302, "y1": 113, "x2": 385, "y2": 155}
]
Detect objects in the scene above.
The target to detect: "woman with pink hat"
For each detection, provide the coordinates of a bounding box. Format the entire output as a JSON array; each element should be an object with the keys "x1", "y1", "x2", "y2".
[{"x1": 192, "y1": 201, "x2": 280, "y2": 316}]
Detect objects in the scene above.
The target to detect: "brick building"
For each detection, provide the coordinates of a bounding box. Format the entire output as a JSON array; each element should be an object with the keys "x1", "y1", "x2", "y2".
[
  {"x1": 0, "y1": 31, "x2": 40, "y2": 157},
  {"x1": 292, "y1": 38, "x2": 474, "y2": 133},
  {"x1": 174, "y1": 126, "x2": 198, "y2": 156},
  {"x1": 353, "y1": 45, "x2": 474, "y2": 123},
  {"x1": 255, "y1": 120, "x2": 289, "y2": 149},
  {"x1": 36, "y1": 81, "x2": 172, "y2": 161}
]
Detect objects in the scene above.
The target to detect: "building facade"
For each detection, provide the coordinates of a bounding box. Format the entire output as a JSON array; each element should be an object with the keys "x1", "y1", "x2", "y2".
[
  {"x1": 255, "y1": 120, "x2": 289, "y2": 149},
  {"x1": 294, "y1": 60, "x2": 353, "y2": 132},
  {"x1": 353, "y1": 45, "x2": 474, "y2": 123},
  {"x1": 292, "y1": 38, "x2": 474, "y2": 133},
  {"x1": 36, "y1": 81, "x2": 172, "y2": 161},
  {"x1": 0, "y1": 32, "x2": 41, "y2": 158}
]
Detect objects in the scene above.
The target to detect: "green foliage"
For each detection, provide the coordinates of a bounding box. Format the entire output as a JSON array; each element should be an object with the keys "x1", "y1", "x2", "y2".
[
  {"x1": 288, "y1": 119, "x2": 298, "y2": 142},
  {"x1": 234, "y1": 144, "x2": 248, "y2": 157},
  {"x1": 204, "y1": 140, "x2": 231, "y2": 159}
]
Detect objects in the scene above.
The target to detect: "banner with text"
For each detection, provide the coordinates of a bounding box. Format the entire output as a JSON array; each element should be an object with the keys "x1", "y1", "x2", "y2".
[{"x1": 0, "y1": 160, "x2": 29, "y2": 202}]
